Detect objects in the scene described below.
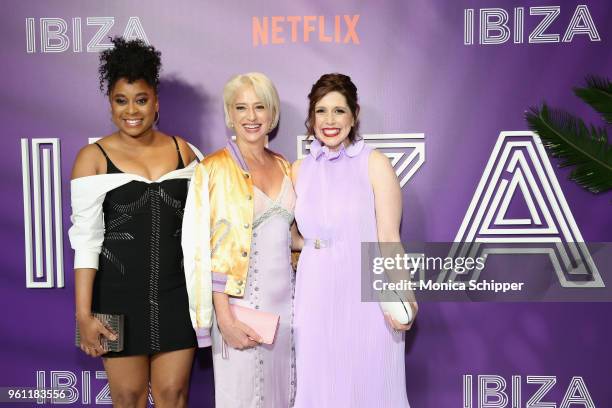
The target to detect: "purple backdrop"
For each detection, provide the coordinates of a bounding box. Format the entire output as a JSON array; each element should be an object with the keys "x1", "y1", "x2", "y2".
[{"x1": 1, "y1": 0, "x2": 611, "y2": 406}]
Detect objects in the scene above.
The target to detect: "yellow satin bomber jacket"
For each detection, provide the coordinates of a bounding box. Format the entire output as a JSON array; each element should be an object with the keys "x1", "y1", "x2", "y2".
[
  {"x1": 191, "y1": 141, "x2": 290, "y2": 297},
  {"x1": 206, "y1": 142, "x2": 291, "y2": 296},
  {"x1": 182, "y1": 141, "x2": 290, "y2": 346}
]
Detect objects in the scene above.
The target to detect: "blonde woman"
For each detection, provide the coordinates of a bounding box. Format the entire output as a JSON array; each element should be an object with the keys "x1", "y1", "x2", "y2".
[{"x1": 183, "y1": 73, "x2": 297, "y2": 407}]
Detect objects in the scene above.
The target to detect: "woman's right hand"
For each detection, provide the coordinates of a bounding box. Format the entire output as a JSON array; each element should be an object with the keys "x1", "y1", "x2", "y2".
[
  {"x1": 77, "y1": 314, "x2": 117, "y2": 357},
  {"x1": 217, "y1": 317, "x2": 262, "y2": 350}
]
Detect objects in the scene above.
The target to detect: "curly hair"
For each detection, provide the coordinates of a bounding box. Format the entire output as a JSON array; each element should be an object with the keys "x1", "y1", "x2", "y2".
[
  {"x1": 305, "y1": 73, "x2": 360, "y2": 143},
  {"x1": 98, "y1": 37, "x2": 162, "y2": 95}
]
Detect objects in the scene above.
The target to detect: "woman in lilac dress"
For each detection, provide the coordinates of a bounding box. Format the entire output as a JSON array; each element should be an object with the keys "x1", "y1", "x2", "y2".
[{"x1": 291, "y1": 73, "x2": 418, "y2": 407}]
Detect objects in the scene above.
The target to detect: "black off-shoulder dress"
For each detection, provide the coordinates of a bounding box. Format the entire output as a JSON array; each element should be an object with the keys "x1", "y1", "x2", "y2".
[{"x1": 91, "y1": 137, "x2": 196, "y2": 357}]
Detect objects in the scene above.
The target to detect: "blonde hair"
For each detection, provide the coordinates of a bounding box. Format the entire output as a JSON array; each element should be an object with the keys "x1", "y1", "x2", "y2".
[{"x1": 223, "y1": 72, "x2": 280, "y2": 130}]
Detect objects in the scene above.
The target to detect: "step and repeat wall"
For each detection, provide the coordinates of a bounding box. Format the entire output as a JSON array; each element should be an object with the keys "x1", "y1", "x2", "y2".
[{"x1": 2, "y1": 0, "x2": 611, "y2": 406}]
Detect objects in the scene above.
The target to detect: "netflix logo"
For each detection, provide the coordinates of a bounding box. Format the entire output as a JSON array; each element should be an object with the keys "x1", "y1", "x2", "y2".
[{"x1": 252, "y1": 15, "x2": 360, "y2": 46}]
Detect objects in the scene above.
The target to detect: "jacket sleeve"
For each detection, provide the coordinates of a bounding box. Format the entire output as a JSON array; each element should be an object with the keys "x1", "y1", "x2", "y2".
[
  {"x1": 182, "y1": 162, "x2": 213, "y2": 347},
  {"x1": 68, "y1": 178, "x2": 106, "y2": 270}
]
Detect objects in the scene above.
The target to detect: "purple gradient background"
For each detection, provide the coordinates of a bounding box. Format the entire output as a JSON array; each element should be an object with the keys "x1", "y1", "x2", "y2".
[{"x1": 1, "y1": 0, "x2": 611, "y2": 406}]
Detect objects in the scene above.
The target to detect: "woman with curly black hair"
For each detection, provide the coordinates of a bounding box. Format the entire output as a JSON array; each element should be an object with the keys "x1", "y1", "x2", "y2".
[{"x1": 69, "y1": 37, "x2": 202, "y2": 408}]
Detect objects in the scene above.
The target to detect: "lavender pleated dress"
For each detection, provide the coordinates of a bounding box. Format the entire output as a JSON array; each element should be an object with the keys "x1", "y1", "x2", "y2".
[
  {"x1": 293, "y1": 139, "x2": 409, "y2": 408},
  {"x1": 211, "y1": 176, "x2": 296, "y2": 408}
]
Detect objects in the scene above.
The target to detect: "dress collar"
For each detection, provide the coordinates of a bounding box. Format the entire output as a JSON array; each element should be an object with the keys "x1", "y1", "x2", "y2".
[{"x1": 309, "y1": 138, "x2": 364, "y2": 161}]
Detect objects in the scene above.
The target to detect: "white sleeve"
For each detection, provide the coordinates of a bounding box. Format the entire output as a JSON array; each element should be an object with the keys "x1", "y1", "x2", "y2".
[
  {"x1": 68, "y1": 179, "x2": 106, "y2": 270},
  {"x1": 182, "y1": 162, "x2": 213, "y2": 347}
]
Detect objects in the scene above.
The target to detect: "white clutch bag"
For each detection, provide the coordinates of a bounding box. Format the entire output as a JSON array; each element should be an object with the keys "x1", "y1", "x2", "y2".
[{"x1": 379, "y1": 290, "x2": 413, "y2": 325}]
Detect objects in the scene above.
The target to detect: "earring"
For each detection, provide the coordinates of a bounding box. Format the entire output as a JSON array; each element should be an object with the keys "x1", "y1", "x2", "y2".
[{"x1": 229, "y1": 122, "x2": 234, "y2": 129}]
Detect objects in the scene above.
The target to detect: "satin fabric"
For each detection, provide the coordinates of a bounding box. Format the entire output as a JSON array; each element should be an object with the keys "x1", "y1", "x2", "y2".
[{"x1": 182, "y1": 142, "x2": 290, "y2": 346}]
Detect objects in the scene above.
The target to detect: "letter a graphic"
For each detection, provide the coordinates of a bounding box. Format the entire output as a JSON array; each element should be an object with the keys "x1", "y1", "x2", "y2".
[{"x1": 443, "y1": 131, "x2": 603, "y2": 288}]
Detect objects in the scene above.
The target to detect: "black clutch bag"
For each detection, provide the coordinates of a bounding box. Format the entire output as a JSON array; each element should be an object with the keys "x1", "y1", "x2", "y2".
[{"x1": 75, "y1": 313, "x2": 125, "y2": 353}]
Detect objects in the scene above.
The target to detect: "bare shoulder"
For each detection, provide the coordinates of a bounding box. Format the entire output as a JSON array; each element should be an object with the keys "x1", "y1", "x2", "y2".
[
  {"x1": 92, "y1": 134, "x2": 115, "y2": 149},
  {"x1": 291, "y1": 159, "x2": 303, "y2": 185},
  {"x1": 368, "y1": 149, "x2": 396, "y2": 185},
  {"x1": 174, "y1": 136, "x2": 198, "y2": 163},
  {"x1": 368, "y1": 149, "x2": 392, "y2": 169},
  {"x1": 71, "y1": 143, "x2": 104, "y2": 179}
]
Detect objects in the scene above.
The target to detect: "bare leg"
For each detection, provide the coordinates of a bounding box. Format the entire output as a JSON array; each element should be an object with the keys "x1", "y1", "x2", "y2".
[
  {"x1": 150, "y1": 348, "x2": 195, "y2": 408},
  {"x1": 103, "y1": 355, "x2": 150, "y2": 408}
]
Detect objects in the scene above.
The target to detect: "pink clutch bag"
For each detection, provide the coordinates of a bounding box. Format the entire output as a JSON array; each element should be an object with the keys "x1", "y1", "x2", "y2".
[{"x1": 230, "y1": 304, "x2": 280, "y2": 344}]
